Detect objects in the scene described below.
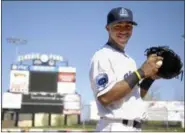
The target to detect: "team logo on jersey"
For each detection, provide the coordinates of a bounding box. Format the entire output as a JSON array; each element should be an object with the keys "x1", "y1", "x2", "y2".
[
  {"x1": 96, "y1": 73, "x2": 108, "y2": 89},
  {"x1": 123, "y1": 71, "x2": 132, "y2": 79},
  {"x1": 119, "y1": 8, "x2": 129, "y2": 17}
]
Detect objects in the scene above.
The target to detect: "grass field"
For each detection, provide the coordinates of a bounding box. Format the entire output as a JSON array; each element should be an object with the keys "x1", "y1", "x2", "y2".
[
  {"x1": 2, "y1": 125, "x2": 184, "y2": 132},
  {"x1": 2, "y1": 120, "x2": 184, "y2": 132}
]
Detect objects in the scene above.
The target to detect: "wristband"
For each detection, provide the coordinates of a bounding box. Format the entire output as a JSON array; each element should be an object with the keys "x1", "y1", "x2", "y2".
[
  {"x1": 135, "y1": 71, "x2": 142, "y2": 80},
  {"x1": 134, "y1": 69, "x2": 145, "y2": 80},
  {"x1": 124, "y1": 72, "x2": 140, "y2": 89},
  {"x1": 137, "y1": 69, "x2": 145, "y2": 79}
]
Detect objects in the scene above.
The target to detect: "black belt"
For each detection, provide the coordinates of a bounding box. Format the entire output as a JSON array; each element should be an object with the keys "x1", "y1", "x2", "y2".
[
  {"x1": 122, "y1": 119, "x2": 141, "y2": 129},
  {"x1": 101, "y1": 117, "x2": 141, "y2": 129}
]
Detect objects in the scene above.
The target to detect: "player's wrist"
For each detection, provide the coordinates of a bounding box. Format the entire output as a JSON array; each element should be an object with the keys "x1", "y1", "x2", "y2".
[
  {"x1": 124, "y1": 70, "x2": 144, "y2": 89},
  {"x1": 139, "y1": 78, "x2": 155, "y2": 91},
  {"x1": 135, "y1": 69, "x2": 145, "y2": 80}
]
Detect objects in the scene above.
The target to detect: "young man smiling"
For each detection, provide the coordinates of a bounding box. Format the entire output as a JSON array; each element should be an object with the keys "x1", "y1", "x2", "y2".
[{"x1": 89, "y1": 7, "x2": 163, "y2": 131}]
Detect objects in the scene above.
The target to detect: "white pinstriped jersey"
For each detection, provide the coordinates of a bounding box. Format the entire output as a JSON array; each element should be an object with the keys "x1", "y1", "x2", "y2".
[{"x1": 89, "y1": 44, "x2": 147, "y2": 120}]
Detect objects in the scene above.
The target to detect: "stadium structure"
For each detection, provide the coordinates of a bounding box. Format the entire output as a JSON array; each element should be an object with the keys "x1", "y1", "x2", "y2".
[{"x1": 2, "y1": 53, "x2": 81, "y2": 128}]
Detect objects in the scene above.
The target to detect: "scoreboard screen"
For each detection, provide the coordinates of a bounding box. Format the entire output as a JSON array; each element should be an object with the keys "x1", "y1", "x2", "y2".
[{"x1": 29, "y1": 71, "x2": 58, "y2": 92}]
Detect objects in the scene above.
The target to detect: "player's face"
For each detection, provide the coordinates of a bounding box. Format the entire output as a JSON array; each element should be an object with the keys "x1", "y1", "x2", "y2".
[{"x1": 107, "y1": 22, "x2": 133, "y2": 48}]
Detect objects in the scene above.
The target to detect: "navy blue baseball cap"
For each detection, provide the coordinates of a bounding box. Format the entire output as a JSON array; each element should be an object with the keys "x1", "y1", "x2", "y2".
[{"x1": 107, "y1": 7, "x2": 137, "y2": 26}]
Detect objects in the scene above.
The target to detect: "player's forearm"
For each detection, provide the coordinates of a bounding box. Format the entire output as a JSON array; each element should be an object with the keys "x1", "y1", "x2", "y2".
[
  {"x1": 98, "y1": 69, "x2": 145, "y2": 106},
  {"x1": 98, "y1": 80, "x2": 132, "y2": 106}
]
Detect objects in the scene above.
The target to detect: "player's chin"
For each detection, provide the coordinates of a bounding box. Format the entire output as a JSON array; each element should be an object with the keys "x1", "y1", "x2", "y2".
[{"x1": 117, "y1": 38, "x2": 128, "y2": 45}]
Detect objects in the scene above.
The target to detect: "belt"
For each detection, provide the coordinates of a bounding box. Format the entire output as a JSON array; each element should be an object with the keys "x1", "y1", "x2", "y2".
[
  {"x1": 101, "y1": 117, "x2": 141, "y2": 129},
  {"x1": 122, "y1": 119, "x2": 141, "y2": 129}
]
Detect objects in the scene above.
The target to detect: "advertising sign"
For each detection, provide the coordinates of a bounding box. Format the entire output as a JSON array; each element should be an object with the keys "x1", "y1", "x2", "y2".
[
  {"x1": 22, "y1": 93, "x2": 64, "y2": 105},
  {"x1": 63, "y1": 109, "x2": 81, "y2": 115},
  {"x1": 2, "y1": 92, "x2": 22, "y2": 109},
  {"x1": 21, "y1": 93, "x2": 64, "y2": 113},
  {"x1": 9, "y1": 70, "x2": 30, "y2": 93},
  {"x1": 11, "y1": 64, "x2": 29, "y2": 71},
  {"x1": 58, "y1": 72, "x2": 76, "y2": 82},
  {"x1": 57, "y1": 67, "x2": 76, "y2": 94},
  {"x1": 63, "y1": 94, "x2": 81, "y2": 115},
  {"x1": 29, "y1": 65, "x2": 58, "y2": 72}
]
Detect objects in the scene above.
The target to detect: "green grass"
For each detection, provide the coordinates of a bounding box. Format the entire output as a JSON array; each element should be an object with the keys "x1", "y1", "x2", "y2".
[
  {"x1": 36, "y1": 124, "x2": 95, "y2": 131},
  {"x1": 142, "y1": 121, "x2": 184, "y2": 132},
  {"x1": 143, "y1": 127, "x2": 184, "y2": 132},
  {"x1": 4, "y1": 125, "x2": 184, "y2": 132},
  {"x1": 3, "y1": 121, "x2": 184, "y2": 132},
  {"x1": 27, "y1": 125, "x2": 93, "y2": 131}
]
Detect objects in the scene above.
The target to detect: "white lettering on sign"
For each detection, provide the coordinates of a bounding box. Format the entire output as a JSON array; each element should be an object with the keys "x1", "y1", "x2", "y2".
[
  {"x1": 18, "y1": 54, "x2": 64, "y2": 62},
  {"x1": 12, "y1": 65, "x2": 28, "y2": 70},
  {"x1": 30, "y1": 95, "x2": 63, "y2": 101},
  {"x1": 30, "y1": 66, "x2": 57, "y2": 72}
]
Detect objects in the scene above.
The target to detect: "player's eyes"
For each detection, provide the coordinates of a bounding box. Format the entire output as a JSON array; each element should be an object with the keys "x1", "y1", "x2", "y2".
[
  {"x1": 112, "y1": 25, "x2": 122, "y2": 30},
  {"x1": 125, "y1": 25, "x2": 133, "y2": 30},
  {"x1": 114, "y1": 26, "x2": 121, "y2": 30},
  {"x1": 112, "y1": 25, "x2": 133, "y2": 30}
]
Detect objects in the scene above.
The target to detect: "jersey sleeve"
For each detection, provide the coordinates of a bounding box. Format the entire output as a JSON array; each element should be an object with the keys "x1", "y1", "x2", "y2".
[{"x1": 89, "y1": 54, "x2": 117, "y2": 98}]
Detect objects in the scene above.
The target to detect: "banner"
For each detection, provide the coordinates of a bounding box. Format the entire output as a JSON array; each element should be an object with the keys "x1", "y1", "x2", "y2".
[
  {"x1": 63, "y1": 94, "x2": 81, "y2": 115},
  {"x1": 21, "y1": 93, "x2": 64, "y2": 113},
  {"x1": 29, "y1": 65, "x2": 58, "y2": 72},
  {"x1": 63, "y1": 109, "x2": 81, "y2": 115},
  {"x1": 57, "y1": 67, "x2": 76, "y2": 94},
  {"x1": 58, "y1": 72, "x2": 75, "y2": 82},
  {"x1": 11, "y1": 64, "x2": 29, "y2": 71},
  {"x1": 9, "y1": 70, "x2": 30, "y2": 93},
  {"x1": 22, "y1": 93, "x2": 64, "y2": 105},
  {"x1": 2, "y1": 92, "x2": 22, "y2": 109}
]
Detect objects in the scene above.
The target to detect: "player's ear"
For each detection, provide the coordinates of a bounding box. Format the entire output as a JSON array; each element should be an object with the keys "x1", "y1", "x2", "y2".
[{"x1": 106, "y1": 25, "x2": 110, "y2": 32}]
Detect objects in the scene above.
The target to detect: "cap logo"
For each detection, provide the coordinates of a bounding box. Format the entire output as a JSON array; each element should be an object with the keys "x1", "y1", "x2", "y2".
[{"x1": 119, "y1": 8, "x2": 128, "y2": 17}]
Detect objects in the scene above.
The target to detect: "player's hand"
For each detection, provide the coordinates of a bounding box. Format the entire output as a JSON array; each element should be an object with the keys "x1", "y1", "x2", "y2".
[
  {"x1": 150, "y1": 75, "x2": 161, "y2": 80},
  {"x1": 140, "y1": 54, "x2": 163, "y2": 78}
]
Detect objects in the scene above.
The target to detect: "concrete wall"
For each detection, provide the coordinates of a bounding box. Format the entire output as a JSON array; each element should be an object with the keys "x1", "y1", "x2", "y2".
[
  {"x1": 16, "y1": 113, "x2": 77, "y2": 127},
  {"x1": 18, "y1": 113, "x2": 32, "y2": 127}
]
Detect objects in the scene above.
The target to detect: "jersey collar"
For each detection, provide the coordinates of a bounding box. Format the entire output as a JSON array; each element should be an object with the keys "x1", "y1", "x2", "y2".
[
  {"x1": 106, "y1": 41, "x2": 125, "y2": 53},
  {"x1": 106, "y1": 41, "x2": 129, "y2": 58}
]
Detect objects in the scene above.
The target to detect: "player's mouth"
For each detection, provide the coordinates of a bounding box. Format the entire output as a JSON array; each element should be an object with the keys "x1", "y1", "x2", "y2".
[{"x1": 117, "y1": 33, "x2": 130, "y2": 39}]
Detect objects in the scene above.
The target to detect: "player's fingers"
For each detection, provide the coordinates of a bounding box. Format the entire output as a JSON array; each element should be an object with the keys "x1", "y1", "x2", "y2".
[
  {"x1": 156, "y1": 56, "x2": 163, "y2": 61},
  {"x1": 147, "y1": 54, "x2": 157, "y2": 61},
  {"x1": 149, "y1": 54, "x2": 157, "y2": 58},
  {"x1": 156, "y1": 63, "x2": 162, "y2": 68},
  {"x1": 153, "y1": 67, "x2": 159, "y2": 73},
  {"x1": 150, "y1": 56, "x2": 163, "y2": 62}
]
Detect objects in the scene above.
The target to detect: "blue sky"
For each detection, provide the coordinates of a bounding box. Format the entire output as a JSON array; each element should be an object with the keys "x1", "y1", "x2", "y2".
[{"x1": 2, "y1": 1, "x2": 184, "y2": 104}]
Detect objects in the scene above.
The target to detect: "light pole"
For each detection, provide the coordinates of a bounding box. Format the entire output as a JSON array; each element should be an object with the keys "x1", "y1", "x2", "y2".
[
  {"x1": 80, "y1": 100, "x2": 90, "y2": 129},
  {"x1": 6, "y1": 37, "x2": 27, "y2": 62}
]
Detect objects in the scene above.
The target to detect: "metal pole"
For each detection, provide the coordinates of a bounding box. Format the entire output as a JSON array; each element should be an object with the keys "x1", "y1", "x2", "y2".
[
  {"x1": 66, "y1": 61, "x2": 69, "y2": 66},
  {"x1": 81, "y1": 104, "x2": 90, "y2": 129},
  {"x1": 82, "y1": 105, "x2": 85, "y2": 129},
  {"x1": 15, "y1": 46, "x2": 18, "y2": 62},
  {"x1": 81, "y1": 102, "x2": 85, "y2": 129}
]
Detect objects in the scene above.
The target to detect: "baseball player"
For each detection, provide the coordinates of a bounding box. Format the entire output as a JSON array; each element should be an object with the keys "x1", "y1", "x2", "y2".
[{"x1": 89, "y1": 7, "x2": 163, "y2": 131}]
